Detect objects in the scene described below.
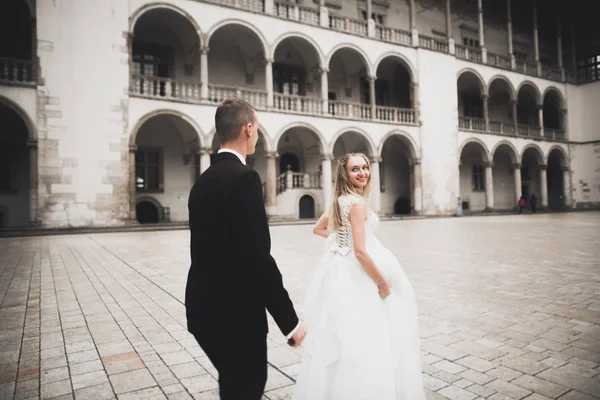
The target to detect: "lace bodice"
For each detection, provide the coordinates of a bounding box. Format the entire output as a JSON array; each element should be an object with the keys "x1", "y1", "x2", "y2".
[{"x1": 332, "y1": 194, "x2": 378, "y2": 255}]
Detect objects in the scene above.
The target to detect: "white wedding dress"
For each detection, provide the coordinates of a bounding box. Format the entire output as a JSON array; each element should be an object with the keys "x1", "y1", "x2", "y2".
[{"x1": 292, "y1": 194, "x2": 426, "y2": 400}]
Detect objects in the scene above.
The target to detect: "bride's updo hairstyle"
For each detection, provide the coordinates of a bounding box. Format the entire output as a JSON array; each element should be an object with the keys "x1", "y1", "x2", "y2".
[{"x1": 329, "y1": 153, "x2": 372, "y2": 231}]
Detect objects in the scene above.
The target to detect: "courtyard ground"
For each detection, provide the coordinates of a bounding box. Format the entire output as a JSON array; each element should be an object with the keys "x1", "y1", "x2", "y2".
[{"x1": 1, "y1": 212, "x2": 599, "y2": 399}]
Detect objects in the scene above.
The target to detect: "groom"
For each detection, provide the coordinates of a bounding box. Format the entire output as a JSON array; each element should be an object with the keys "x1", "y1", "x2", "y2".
[{"x1": 186, "y1": 98, "x2": 306, "y2": 399}]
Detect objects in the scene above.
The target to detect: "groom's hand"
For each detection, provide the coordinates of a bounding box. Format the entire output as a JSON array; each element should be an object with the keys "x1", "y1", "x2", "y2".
[{"x1": 288, "y1": 322, "x2": 307, "y2": 347}]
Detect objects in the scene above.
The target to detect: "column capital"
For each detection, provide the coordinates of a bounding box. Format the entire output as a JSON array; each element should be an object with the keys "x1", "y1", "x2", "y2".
[
  {"x1": 265, "y1": 151, "x2": 278, "y2": 159},
  {"x1": 538, "y1": 164, "x2": 547, "y2": 171},
  {"x1": 560, "y1": 108, "x2": 568, "y2": 114},
  {"x1": 483, "y1": 161, "x2": 494, "y2": 168},
  {"x1": 481, "y1": 94, "x2": 489, "y2": 101},
  {"x1": 129, "y1": 145, "x2": 137, "y2": 153},
  {"x1": 321, "y1": 153, "x2": 334, "y2": 161},
  {"x1": 198, "y1": 147, "x2": 212, "y2": 155},
  {"x1": 511, "y1": 162, "x2": 522, "y2": 169},
  {"x1": 319, "y1": 67, "x2": 329, "y2": 74},
  {"x1": 265, "y1": 57, "x2": 275, "y2": 65},
  {"x1": 509, "y1": 99, "x2": 518, "y2": 105},
  {"x1": 201, "y1": 45, "x2": 210, "y2": 54},
  {"x1": 367, "y1": 75, "x2": 377, "y2": 82},
  {"x1": 412, "y1": 158, "x2": 422, "y2": 166},
  {"x1": 536, "y1": 104, "x2": 544, "y2": 110},
  {"x1": 411, "y1": 82, "x2": 419, "y2": 89},
  {"x1": 26, "y1": 138, "x2": 38, "y2": 148},
  {"x1": 370, "y1": 156, "x2": 382, "y2": 163},
  {"x1": 560, "y1": 166, "x2": 570, "y2": 172},
  {"x1": 126, "y1": 31, "x2": 134, "y2": 40}
]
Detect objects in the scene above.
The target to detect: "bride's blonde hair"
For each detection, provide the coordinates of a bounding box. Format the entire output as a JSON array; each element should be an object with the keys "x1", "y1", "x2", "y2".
[{"x1": 329, "y1": 153, "x2": 372, "y2": 231}]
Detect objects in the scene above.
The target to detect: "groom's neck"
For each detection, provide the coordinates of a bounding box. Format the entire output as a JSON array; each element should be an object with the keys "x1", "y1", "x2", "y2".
[{"x1": 221, "y1": 142, "x2": 247, "y2": 160}]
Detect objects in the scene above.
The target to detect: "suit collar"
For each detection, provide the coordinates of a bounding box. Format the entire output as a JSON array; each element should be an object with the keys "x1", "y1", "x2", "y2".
[{"x1": 217, "y1": 148, "x2": 246, "y2": 165}]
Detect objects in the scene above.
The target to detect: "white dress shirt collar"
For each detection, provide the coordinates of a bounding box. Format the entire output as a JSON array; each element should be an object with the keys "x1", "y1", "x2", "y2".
[{"x1": 217, "y1": 148, "x2": 246, "y2": 165}]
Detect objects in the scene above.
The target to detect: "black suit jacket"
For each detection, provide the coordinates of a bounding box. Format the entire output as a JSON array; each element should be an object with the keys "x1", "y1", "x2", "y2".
[{"x1": 185, "y1": 152, "x2": 299, "y2": 340}]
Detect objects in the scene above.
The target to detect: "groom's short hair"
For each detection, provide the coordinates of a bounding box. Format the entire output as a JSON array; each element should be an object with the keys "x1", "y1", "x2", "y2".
[{"x1": 215, "y1": 98, "x2": 256, "y2": 144}]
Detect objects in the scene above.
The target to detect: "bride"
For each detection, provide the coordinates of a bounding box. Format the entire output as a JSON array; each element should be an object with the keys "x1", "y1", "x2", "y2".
[{"x1": 292, "y1": 153, "x2": 426, "y2": 400}]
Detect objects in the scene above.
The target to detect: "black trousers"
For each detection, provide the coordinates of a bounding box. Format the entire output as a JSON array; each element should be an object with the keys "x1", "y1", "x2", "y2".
[{"x1": 193, "y1": 331, "x2": 267, "y2": 400}]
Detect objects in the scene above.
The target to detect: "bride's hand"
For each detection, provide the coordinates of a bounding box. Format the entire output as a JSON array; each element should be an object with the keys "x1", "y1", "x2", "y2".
[{"x1": 377, "y1": 280, "x2": 391, "y2": 298}]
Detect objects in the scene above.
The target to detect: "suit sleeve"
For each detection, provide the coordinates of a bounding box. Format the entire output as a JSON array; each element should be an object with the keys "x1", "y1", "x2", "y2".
[{"x1": 230, "y1": 169, "x2": 299, "y2": 336}]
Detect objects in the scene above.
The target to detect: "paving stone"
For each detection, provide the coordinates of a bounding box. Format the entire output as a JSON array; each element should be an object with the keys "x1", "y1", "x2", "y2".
[
  {"x1": 117, "y1": 386, "x2": 165, "y2": 400},
  {"x1": 511, "y1": 374, "x2": 570, "y2": 398},
  {"x1": 1, "y1": 214, "x2": 600, "y2": 400},
  {"x1": 109, "y1": 369, "x2": 156, "y2": 394},
  {"x1": 71, "y1": 370, "x2": 109, "y2": 390},
  {"x1": 485, "y1": 379, "x2": 533, "y2": 399},
  {"x1": 74, "y1": 383, "x2": 115, "y2": 400},
  {"x1": 41, "y1": 379, "x2": 72, "y2": 399}
]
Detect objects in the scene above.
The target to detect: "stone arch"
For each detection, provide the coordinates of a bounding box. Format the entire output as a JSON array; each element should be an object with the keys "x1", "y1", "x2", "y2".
[
  {"x1": 326, "y1": 43, "x2": 374, "y2": 77},
  {"x1": 207, "y1": 123, "x2": 272, "y2": 152},
  {"x1": 270, "y1": 32, "x2": 325, "y2": 67},
  {"x1": 129, "y1": 2, "x2": 202, "y2": 42},
  {"x1": 487, "y1": 75, "x2": 516, "y2": 100},
  {"x1": 274, "y1": 122, "x2": 327, "y2": 153},
  {"x1": 378, "y1": 130, "x2": 419, "y2": 160},
  {"x1": 129, "y1": 109, "x2": 203, "y2": 148},
  {"x1": 519, "y1": 143, "x2": 545, "y2": 165},
  {"x1": 373, "y1": 52, "x2": 416, "y2": 82},
  {"x1": 0, "y1": 95, "x2": 36, "y2": 139},
  {"x1": 547, "y1": 145, "x2": 569, "y2": 167},
  {"x1": 206, "y1": 19, "x2": 268, "y2": 58},
  {"x1": 516, "y1": 81, "x2": 542, "y2": 105},
  {"x1": 329, "y1": 126, "x2": 377, "y2": 156},
  {"x1": 458, "y1": 137, "x2": 491, "y2": 163},
  {"x1": 135, "y1": 195, "x2": 163, "y2": 209},
  {"x1": 542, "y1": 86, "x2": 565, "y2": 107},
  {"x1": 297, "y1": 192, "x2": 318, "y2": 219},
  {"x1": 491, "y1": 140, "x2": 519, "y2": 163},
  {"x1": 457, "y1": 68, "x2": 487, "y2": 95}
]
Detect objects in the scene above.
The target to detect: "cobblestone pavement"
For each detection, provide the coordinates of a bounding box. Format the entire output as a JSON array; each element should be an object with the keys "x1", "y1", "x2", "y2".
[{"x1": 1, "y1": 212, "x2": 600, "y2": 400}]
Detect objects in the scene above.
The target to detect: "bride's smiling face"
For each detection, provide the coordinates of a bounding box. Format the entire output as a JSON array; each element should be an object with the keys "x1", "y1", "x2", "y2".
[{"x1": 346, "y1": 155, "x2": 370, "y2": 191}]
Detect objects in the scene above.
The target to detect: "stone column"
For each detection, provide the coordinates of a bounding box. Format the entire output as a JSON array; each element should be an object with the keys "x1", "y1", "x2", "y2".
[
  {"x1": 445, "y1": 0, "x2": 454, "y2": 54},
  {"x1": 484, "y1": 162, "x2": 494, "y2": 210},
  {"x1": 445, "y1": 0, "x2": 452, "y2": 39},
  {"x1": 129, "y1": 145, "x2": 137, "y2": 222},
  {"x1": 265, "y1": 58, "x2": 274, "y2": 108},
  {"x1": 532, "y1": 0, "x2": 541, "y2": 77},
  {"x1": 482, "y1": 94, "x2": 489, "y2": 132},
  {"x1": 366, "y1": 0, "x2": 375, "y2": 37},
  {"x1": 562, "y1": 166, "x2": 572, "y2": 208},
  {"x1": 321, "y1": 67, "x2": 329, "y2": 114},
  {"x1": 511, "y1": 99, "x2": 518, "y2": 133},
  {"x1": 571, "y1": 22, "x2": 577, "y2": 78},
  {"x1": 537, "y1": 104, "x2": 544, "y2": 135},
  {"x1": 266, "y1": 152, "x2": 278, "y2": 216},
  {"x1": 411, "y1": 82, "x2": 420, "y2": 124},
  {"x1": 321, "y1": 154, "x2": 334, "y2": 211},
  {"x1": 560, "y1": 109, "x2": 568, "y2": 136},
  {"x1": 413, "y1": 159, "x2": 423, "y2": 214},
  {"x1": 264, "y1": 0, "x2": 274, "y2": 14},
  {"x1": 31, "y1": 18, "x2": 37, "y2": 82},
  {"x1": 540, "y1": 165, "x2": 548, "y2": 208},
  {"x1": 198, "y1": 147, "x2": 212, "y2": 175},
  {"x1": 27, "y1": 139, "x2": 38, "y2": 225},
  {"x1": 512, "y1": 163, "x2": 522, "y2": 207},
  {"x1": 507, "y1": 0, "x2": 515, "y2": 69},
  {"x1": 370, "y1": 156, "x2": 381, "y2": 213},
  {"x1": 199, "y1": 147, "x2": 212, "y2": 174},
  {"x1": 477, "y1": 0, "x2": 486, "y2": 63},
  {"x1": 557, "y1": 13, "x2": 564, "y2": 79},
  {"x1": 409, "y1": 0, "x2": 418, "y2": 46},
  {"x1": 200, "y1": 45, "x2": 209, "y2": 100},
  {"x1": 369, "y1": 76, "x2": 376, "y2": 120},
  {"x1": 319, "y1": 0, "x2": 329, "y2": 27}
]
